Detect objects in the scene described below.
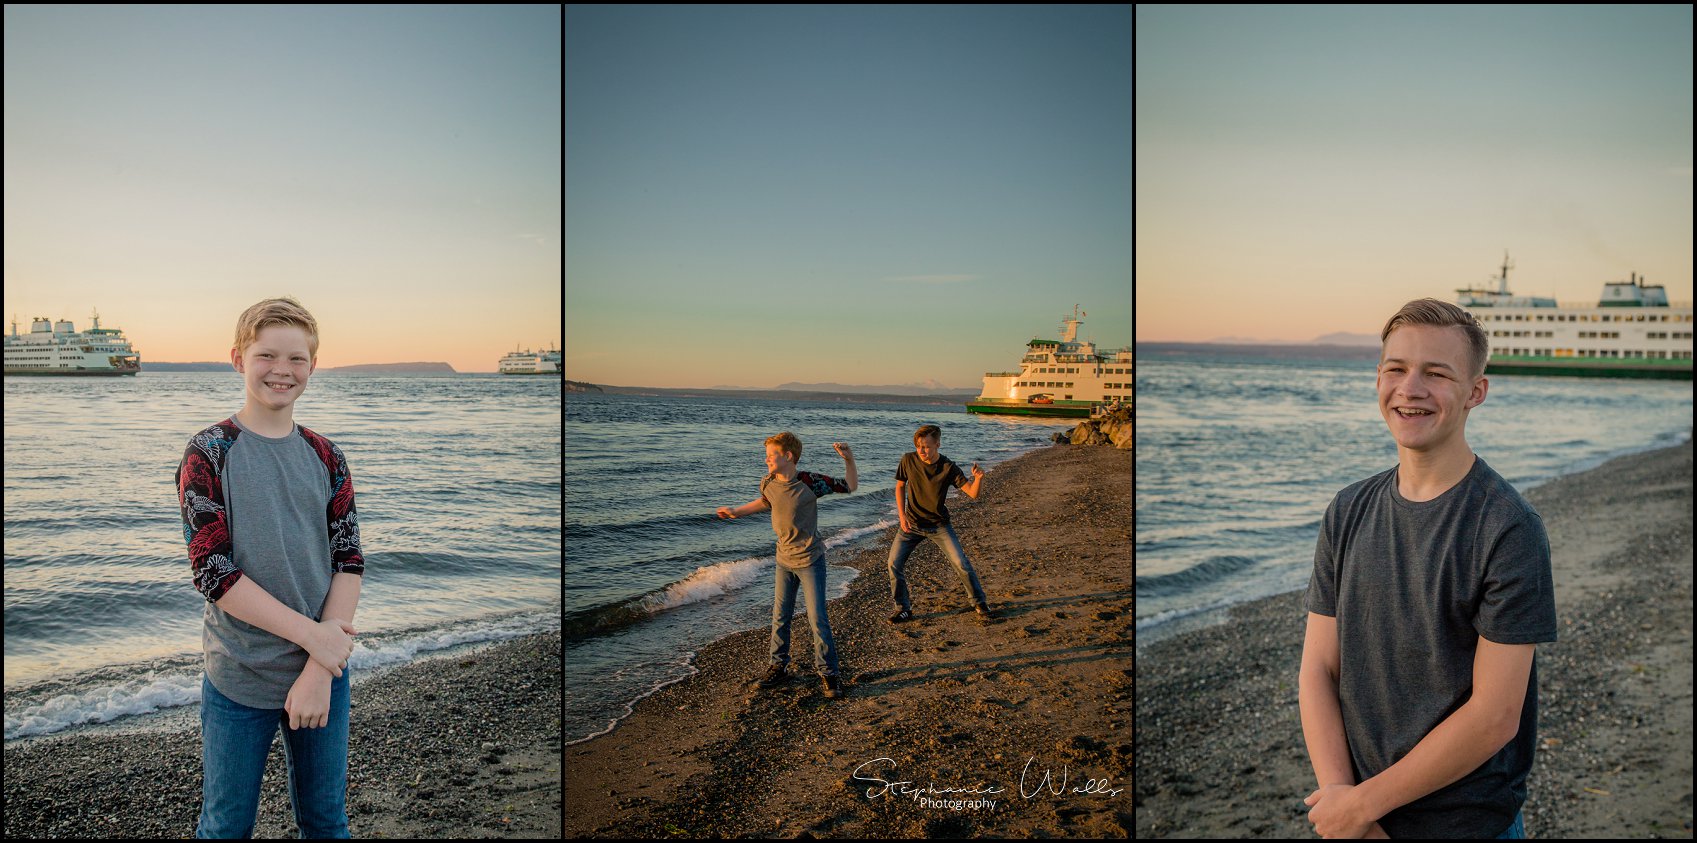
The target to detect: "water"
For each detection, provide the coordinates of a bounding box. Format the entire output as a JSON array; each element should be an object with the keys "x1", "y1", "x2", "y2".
[
  {"x1": 3, "y1": 373, "x2": 562, "y2": 742},
  {"x1": 563, "y1": 393, "x2": 1075, "y2": 744},
  {"x1": 1134, "y1": 347, "x2": 1693, "y2": 649}
]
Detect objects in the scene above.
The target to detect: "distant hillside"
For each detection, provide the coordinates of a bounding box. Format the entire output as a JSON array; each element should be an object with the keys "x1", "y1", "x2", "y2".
[
  {"x1": 144, "y1": 361, "x2": 458, "y2": 374},
  {"x1": 315, "y1": 362, "x2": 457, "y2": 375},
  {"x1": 768, "y1": 380, "x2": 976, "y2": 395},
  {"x1": 582, "y1": 383, "x2": 975, "y2": 405}
]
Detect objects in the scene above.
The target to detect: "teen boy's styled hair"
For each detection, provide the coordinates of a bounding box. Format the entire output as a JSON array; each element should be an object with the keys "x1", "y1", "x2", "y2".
[
  {"x1": 235, "y1": 297, "x2": 320, "y2": 360},
  {"x1": 766, "y1": 431, "x2": 803, "y2": 463},
  {"x1": 1380, "y1": 298, "x2": 1490, "y2": 379},
  {"x1": 914, "y1": 424, "x2": 941, "y2": 444}
]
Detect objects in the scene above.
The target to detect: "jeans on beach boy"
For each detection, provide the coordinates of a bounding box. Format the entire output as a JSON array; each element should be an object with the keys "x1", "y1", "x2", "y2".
[
  {"x1": 886, "y1": 523, "x2": 987, "y2": 611},
  {"x1": 196, "y1": 669, "x2": 351, "y2": 839},
  {"x1": 1495, "y1": 810, "x2": 1525, "y2": 839},
  {"x1": 769, "y1": 555, "x2": 840, "y2": 677}
]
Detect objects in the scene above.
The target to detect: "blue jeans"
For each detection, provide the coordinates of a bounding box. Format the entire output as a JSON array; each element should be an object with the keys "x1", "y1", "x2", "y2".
[
  {"x1": 1495, "y1": 810, "x2": 1525, "y2": 839},
  {"x1": 196, "y1": 670, "x2": 351, "y2": 839},
  {"x1": 769, "y1": 556, "x2": 840, "y2": 677},
  {"x1": 886, "y1": 523, "x2": 988, "y2": 610}
]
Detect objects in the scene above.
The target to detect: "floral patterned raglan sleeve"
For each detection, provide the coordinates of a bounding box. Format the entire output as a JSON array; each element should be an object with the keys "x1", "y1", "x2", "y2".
[
  {"x1": 176, "y1": 422, "x2": 245, "y2": 601},
  {"x1": 798, "y1": 471, "x2": 851, "y2": 498},
  {"x1": 326, "y1": 440, "x2": 364, "y2": 575},
  {"x1": 300, "y1": 425, "x2": 364, "y2": 576}
]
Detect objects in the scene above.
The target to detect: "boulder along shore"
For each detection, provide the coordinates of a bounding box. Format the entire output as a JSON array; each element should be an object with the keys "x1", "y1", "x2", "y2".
[
  {"x1": 1135, "y1": 439, "x2": 1694, "y2": 838},
  {"x1": 566, "y1": 444, "x2": 1133, "y2": 838}
]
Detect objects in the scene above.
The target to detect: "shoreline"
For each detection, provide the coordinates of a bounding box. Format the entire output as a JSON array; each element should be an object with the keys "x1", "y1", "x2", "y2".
[
  {"x1": 1135, "y1": 439, "x2": 1695, "y2": 838},
  {"x1": 565, "y1": 443, "x2": 1133, "y2": 838},
  {"x1": 3, "y1": 631, "x2": 562, "y2": 839}
]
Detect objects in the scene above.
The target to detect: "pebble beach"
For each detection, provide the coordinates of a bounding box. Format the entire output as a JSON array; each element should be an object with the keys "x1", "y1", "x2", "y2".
[
  {"x1": 566, "y1": 443, "x2": 1133, "y2": 838},
  {"x1": 2, "y1": 630, "x2": 562, "y2": 839},
  {"x1": 1135, "y1": 439, "x2": 1695, "y2": 838}
]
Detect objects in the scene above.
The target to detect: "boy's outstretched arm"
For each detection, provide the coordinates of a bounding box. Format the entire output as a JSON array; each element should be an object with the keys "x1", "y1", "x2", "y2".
[{"x1": 717, "y1": 497, "x2": 771, "y2": 519}]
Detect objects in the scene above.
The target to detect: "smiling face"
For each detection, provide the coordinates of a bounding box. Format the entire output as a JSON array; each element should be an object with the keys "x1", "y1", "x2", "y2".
[
  {"x1": 1377, "y1": 324, "x2": 1487, "y2": 454},
  {"x1": 232, "y1": 324, "x2": 316, "y2": 414},
  {"x1": 764, "y1": 442, "x2": 797, "y2": 475}
]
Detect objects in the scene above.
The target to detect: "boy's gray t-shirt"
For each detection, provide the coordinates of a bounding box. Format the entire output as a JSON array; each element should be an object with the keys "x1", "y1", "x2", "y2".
[
  {"x1": 177, "y1": 415, "x2": 364, "y2": 709},
  {"x1": 1306, "y1": 455, "x2": 1557, "y2": 838},
  {"x1": 759, "y1": 470, "x2": 849, "y2": 569}
]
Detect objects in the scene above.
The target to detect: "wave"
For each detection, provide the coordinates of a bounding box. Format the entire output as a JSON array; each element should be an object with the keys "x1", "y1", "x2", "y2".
[{"x1": 1135, "y1": 555, "x2": 1258, "y2": 598}]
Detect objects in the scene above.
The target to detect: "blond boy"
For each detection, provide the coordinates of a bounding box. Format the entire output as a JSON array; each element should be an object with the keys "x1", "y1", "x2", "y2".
[
  {"x1": 716, "y1": 432, "x2": 857, "y2": 698},
  {"x1": 176, "y1": 297, "x2": 364, "y2": 837}
]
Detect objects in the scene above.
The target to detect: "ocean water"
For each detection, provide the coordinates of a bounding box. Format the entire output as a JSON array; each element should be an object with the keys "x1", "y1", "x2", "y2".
[
  {"x1": 563, "y1": 393, "x2": 1076, "y2": 745},
  {"x1": 1134, "y1": 347, "x2": 1694, "y2": 649},
  {"x1": 2, "y1": 373, "x2": 562, "y2": 742}
]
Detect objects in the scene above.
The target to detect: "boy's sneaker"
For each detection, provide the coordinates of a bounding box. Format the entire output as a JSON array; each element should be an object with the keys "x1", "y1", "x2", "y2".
[
  {"x1": 888, "y1": 608, "x2": 913, "y2": 624},
  {"x1": 974, "y1": 603, "x2": 994, "y2": 620},
  {"x1": 822, "y1": 675, "x2": 845, "y2": 699},
  {"x1": 755, "y1": 663, "x2": 790, "y2": 688}
]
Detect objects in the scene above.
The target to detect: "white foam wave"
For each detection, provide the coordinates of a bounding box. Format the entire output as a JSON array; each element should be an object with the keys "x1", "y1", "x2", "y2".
[{"x1": 4, "y1": 609, "x2": 560, "y2": 742}]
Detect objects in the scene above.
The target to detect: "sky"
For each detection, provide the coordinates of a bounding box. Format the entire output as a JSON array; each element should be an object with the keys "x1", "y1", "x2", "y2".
[
  {"x1": 1137, "y1": 5, "x2": 1694, "y2": 343},
  {"x1": 564, "y1": 5, "x2": 1133, "y2": 389},
  {"x1": 3, "y1": 5, "x2": 560, "y2": 372}
]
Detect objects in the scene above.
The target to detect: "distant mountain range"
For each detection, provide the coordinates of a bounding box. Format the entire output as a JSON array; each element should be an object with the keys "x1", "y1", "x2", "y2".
[
  {"x1": 144, "y1": 361, "x2": 458, "y2": 374},
  {"x1": 1204, "y1": 332, "x2": 1380, "y2": 347},
  {"x1": 759, "y1": 380, "x2": 976, "y2": 395}
]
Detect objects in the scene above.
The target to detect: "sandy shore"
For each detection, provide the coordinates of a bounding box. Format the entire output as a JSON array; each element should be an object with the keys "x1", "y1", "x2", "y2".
[
  {"x1": 1135, "y1": 439, "x2": 1695, "y2": 838},
  {"x1": 566, "y1": 443, "x2": 1133, "y2": 838},
  {"x1": 3, "y1": 630, "x2": 562, "y2": 839}
]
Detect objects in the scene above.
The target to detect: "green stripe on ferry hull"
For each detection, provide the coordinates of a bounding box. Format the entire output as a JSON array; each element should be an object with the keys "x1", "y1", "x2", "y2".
[
  {"x1": 964, "y1": 400, "x2": 1095, "y2": 418},
  {"x1": 1485, "y1": 357, "x2": 1692, "y2": 380}
]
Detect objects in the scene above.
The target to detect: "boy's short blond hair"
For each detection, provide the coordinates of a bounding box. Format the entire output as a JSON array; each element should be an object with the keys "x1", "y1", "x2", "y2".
[
  {"x1": 1380, "y1": 298, "x2": 1489, "y2": 379},
  {"x1": 235, "y1": 298, "x2": 320, "y2": 360},
  {"x1": 914, "y1": 424, "x2": 941, "y2": 445},
  {"x1": 765, "y1": 431, "x2": 802, "y2": 463}
]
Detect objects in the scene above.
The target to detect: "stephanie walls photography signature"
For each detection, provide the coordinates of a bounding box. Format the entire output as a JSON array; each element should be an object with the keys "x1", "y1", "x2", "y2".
[{"x1": 850, "y1": 756, "x2": 1124, "y2": 805}]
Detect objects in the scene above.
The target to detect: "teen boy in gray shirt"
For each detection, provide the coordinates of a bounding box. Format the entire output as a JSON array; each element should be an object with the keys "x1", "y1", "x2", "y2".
[
  {"x1": 1300, "y1": 299, "x2": 1556, "y2": 839},
  {"x1": 717, "y1": 432, "x2": 857, "y2": 699}
]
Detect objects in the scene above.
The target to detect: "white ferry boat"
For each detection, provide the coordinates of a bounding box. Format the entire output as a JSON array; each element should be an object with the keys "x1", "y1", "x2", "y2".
[
  {"x1": 1456, "y1": 254, "x2": 1693, "y2": 380},
  {"x1": 4, "y1": 312, "x2": 142, "y2": 376},
  {"x1": 498, "y1": 343, "x2": 562, "y2": 375},
  {"x1": 966, "y1": 306, "x2": 1132, "y2": 417}
]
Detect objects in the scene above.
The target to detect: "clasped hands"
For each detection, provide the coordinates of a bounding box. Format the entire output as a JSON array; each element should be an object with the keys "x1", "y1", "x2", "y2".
[
  {"x1": 288, "y1": 617, "x2": 357, "y2": 731},
  {"x1": 1303, "y1": 784, "x2": 1388, "y2": 839}
]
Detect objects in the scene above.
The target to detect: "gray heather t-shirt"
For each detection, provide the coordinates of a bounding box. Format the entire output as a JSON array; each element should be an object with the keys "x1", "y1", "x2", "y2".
[
  {"x1": 759, "y1": 470, "x2": 849, "y2": 569},
  {"x1": 177, "y1": 415, "x2": 364, "y2": 709},
  {"x1": 1306, "y1": 455, "x2": 1557, "y2": 838}
]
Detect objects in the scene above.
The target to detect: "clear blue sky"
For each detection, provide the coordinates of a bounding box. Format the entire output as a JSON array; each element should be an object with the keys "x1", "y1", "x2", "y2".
[
  {"x1": 1137, "y1": 4, "x2": 1693, "y2": 343},
  {"x1": 565, "y1": 5, "x2": 1132, "y2": 389},
  {"x1": 4, "y1": 5, "x2": 560, "y2": 372}
]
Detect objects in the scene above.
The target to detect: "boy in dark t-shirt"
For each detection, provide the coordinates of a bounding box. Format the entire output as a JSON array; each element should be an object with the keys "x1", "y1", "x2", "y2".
[
  {"x1": 884, "y1": 424, "x2": 991, "y2": 624},
  {"x1": 716, "y1": 432, "x2": 857, "y2": 699},
  {"x1": 177, "y1": 297, "x2": 364, "y2": 839},
  {"x1": 1299, "y1": 299, "x2": 1556, "y2": 839}
]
